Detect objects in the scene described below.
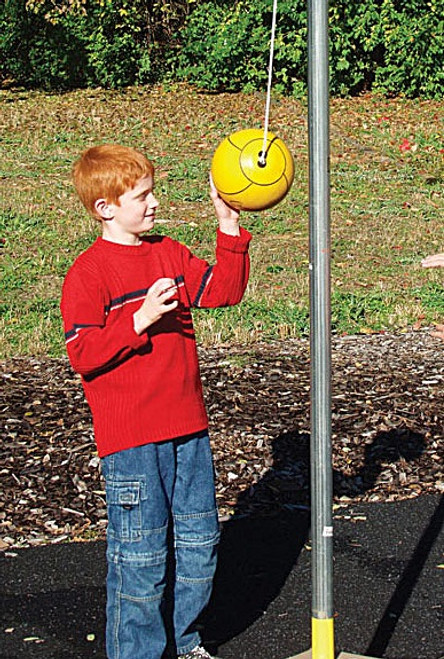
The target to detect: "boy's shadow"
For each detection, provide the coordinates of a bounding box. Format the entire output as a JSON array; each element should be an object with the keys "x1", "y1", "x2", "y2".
[{"x1": 201, "y1": 426, "x2": 425, "y2": 651}]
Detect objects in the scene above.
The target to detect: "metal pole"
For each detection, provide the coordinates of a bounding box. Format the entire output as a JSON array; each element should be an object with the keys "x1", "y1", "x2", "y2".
[{"x1": 308, "y1": 0, "x2": 334, "y2": 657}]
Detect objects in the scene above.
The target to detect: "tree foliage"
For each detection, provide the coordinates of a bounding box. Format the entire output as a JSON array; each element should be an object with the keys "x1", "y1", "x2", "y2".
[
  {"x1": 0, "y1": 0, "x2": 442, "y2": 97},
  {"x1": 0, "y1": 0, "x2": 193, "y2": 89},
  {"x1": 172, "y1": 0, "x2": 443, "y2": 98}
]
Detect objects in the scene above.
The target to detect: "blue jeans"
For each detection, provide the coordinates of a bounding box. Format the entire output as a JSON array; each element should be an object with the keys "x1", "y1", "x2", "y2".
[{"x1": 101, "y1": 433, "x2": 220, "y2": 659}]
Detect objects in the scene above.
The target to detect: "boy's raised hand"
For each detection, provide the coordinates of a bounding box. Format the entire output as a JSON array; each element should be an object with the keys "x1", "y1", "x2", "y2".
[
  {"x1": 209, "y1": 174, "x2": 241, "y2": 236},
  {"x1": 133, "y1": 277, "x2": 178, "y2": 335}
]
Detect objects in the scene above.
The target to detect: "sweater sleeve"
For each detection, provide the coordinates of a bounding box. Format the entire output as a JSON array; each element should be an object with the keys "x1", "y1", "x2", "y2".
[
  {"x1": 182, "y1": 227, "x2": 252, "y2": 308},
  {"x1": 60, "y1": 261, "x2": 149, "y2": 377}
]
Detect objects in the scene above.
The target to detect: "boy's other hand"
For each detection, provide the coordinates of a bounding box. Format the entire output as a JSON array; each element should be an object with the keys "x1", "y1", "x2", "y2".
[
  {"x1": 133, "y1": 278, "x2": 178, "y2": 335},
  {"x1": 421, "y1": 253, "x2": 443, "y2": 341},
  {"x1": 209, "y1": 174, "x2": 241, "y2": 236},
  {"x1": 430, "y1": 324, "x2": 444, "y2": 341},
  {"x1": 421, "y1": 253, "x2": 444, "y2": 268}
]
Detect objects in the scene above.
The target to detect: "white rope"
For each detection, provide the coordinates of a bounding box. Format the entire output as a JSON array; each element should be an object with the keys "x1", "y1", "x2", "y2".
[{"x1": 259, "y1": 0, "x2": 278, "y2": 166}]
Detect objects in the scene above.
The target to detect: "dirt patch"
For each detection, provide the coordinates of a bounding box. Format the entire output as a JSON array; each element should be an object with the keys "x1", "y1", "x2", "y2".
[{"x1": 1, "y1": 331, "x2": 443, "y2": 549}]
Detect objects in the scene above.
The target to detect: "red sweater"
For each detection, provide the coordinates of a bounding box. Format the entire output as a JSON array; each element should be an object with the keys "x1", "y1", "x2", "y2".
[{"x1": 60, "y1": 228, "x2": 251, "y2": 457}]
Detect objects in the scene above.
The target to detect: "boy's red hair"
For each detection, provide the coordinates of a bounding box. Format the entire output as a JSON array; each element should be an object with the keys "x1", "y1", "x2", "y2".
[{"x1": 73, "y1": 144, "x2": 154, "y2": 219}]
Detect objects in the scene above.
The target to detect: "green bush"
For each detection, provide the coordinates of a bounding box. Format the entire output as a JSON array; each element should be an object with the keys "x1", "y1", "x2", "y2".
[
  {"x1": 0, "y1": 0, "x2": 442, "y2": 96},
  {"x1": 0, "y1": 1, "x2": 85, "y2": 88},
  {"x1": 371, "y1": 0, "x2": 443, "y2": 98},
  {"x1": 169, "y1": 0, "x2": 308, "y2": 96},
  {"x1": 329, "y1": 0, "x2": 444, "y2": 97},
  {"x1": 171, "y1": 0, "x2": 443, "y2": 98},
  {"x1": 0, "y1": 0, "x2": 162, "y2": 89},
  {"x1": 83, "y1": 1, "x2": 153, "y2": 88}
]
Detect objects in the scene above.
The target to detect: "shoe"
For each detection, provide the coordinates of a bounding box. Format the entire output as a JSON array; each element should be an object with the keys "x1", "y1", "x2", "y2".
[{"x1": 178, "y1": 646, "x2": 219, "y2": 659}]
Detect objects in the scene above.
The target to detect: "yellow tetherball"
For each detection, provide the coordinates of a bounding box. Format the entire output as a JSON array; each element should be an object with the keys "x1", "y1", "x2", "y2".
[{"x1": 211, "y1": 128, "x2": 294, "y2": 211}]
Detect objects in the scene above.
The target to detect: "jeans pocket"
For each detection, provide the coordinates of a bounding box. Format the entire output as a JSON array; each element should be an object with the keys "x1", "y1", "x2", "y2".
[{"x1": 106, "y1": 480, "x2": 143, "y2": 542}]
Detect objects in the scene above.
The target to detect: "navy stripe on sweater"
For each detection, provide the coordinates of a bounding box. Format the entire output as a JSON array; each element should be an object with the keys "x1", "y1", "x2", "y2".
[
  {"x1": 193, "y1": 266, "x2": 213, "y2": 307},
  {"x1": 66, "y1": 275, "x2": 189, "y2": 342},
  {"x1": 65, "y1": 323, "x2": 101, "y2": 342},
  {"x1": 104, "y1": 276, "x2": 185, "y2": 314},
  {"x1": 105, "y1": 288, "x2": 148, "y2": 314}
]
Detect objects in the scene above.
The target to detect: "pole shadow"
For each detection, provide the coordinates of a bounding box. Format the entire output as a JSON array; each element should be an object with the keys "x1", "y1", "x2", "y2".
[
  {"x1": 365, "y1": 494, "x2": 444, "y2": 658},
  {"x1": 202, "y1": 426, "x2": 427, "y2": 654}
]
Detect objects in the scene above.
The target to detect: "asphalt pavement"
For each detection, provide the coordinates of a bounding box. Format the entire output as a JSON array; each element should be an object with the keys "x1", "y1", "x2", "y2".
[{"x1": 1, "y1": 494, "x2": 443, "y2": 659}]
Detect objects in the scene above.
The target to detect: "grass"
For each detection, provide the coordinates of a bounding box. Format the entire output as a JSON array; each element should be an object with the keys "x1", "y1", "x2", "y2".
[{"x1": 0, "y1": 85, "x2": 443, "y2": 358}]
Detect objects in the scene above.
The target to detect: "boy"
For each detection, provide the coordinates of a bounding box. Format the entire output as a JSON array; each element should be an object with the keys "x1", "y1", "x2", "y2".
[{"x1": 60, "y1": 144, "x2": 252, "y2": 659}]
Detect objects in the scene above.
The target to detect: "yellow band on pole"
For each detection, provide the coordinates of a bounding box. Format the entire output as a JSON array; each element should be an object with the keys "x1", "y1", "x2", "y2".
[{"x1": 312, "y1": 617, "x2": 335, "y2": 659}]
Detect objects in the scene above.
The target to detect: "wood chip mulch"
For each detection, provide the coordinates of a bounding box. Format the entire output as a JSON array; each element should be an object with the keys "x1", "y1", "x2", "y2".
[{"x1": 1, "y1": 330, "x2": 443, "y2": 550}]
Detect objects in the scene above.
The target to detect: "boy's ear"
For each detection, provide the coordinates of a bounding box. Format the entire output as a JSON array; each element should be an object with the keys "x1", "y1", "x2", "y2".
[{"x1": 94, "y1": 198, "x2": 113, "y2": 220}]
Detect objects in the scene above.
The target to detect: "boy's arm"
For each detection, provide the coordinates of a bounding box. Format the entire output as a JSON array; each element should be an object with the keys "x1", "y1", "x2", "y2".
[
  {"x1": 421, "y1": 253, "x2": 444, "y2": 341},
  {"x1": 180, "y1": 179, "x2": 252, "y2": 308},
  {"x1": 61, "y1": 266, "x2": 150, "y2": 377},
  {"x1": 430, "y1": 324, "x2": 444, "y2": 341},
  {"x1": 421, "y1": 253, "x2": 444, "y2": 268},
  {"x1": 180, "y1": 232, "x2": 252, "y2": 309},
  {"x1": 195, "y1": 228, "x2": 251, "y2": 308}
]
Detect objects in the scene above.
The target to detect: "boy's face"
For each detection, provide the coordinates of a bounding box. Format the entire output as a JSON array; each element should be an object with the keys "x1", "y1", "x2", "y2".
[{"x1": 99, "y1": 175, "x2": 159, "y2": 245}]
